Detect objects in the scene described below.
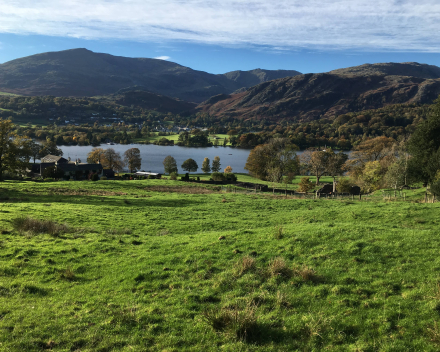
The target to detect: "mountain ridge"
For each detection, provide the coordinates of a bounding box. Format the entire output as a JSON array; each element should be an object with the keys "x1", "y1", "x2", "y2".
[{"x1": 0, "y1": 48, "x2": 301, "y2": 103}]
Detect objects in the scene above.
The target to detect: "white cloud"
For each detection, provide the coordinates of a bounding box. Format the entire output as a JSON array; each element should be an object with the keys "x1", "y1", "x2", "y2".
[
  {"x1": 154, "y1": 56, "x2": 171, "y2": 60},
  {"x1": 0, "y1": 0, "x2": 440, "y2": 52}
]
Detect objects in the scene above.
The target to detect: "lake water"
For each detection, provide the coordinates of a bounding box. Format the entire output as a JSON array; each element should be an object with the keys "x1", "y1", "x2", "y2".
[{"x1": 59, "y1": 144, "x2": 252, "y2": 174}]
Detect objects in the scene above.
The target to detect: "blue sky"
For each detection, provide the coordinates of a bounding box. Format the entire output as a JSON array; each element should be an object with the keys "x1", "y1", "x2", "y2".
[{"x1": 1, "y1": 0, "x2": 440, "y2": 74}]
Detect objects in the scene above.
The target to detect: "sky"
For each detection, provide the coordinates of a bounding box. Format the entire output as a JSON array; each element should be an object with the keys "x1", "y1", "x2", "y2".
[{"x1": 1, "y1": 0, "x2": 440, "y2": 74}]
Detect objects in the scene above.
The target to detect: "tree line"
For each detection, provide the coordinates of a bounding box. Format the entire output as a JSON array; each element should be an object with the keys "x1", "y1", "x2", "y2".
[{"x1": 244, "y1": 97, "x2": 440, "y2": 195}]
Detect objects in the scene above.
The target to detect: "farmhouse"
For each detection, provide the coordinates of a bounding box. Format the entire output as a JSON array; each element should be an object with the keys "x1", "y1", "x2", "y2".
[{"x1": 40, "y1": 155, "x2": 103, "y2": 180}]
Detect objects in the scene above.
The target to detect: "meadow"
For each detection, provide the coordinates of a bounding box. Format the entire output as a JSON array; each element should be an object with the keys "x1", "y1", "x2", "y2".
[{"x1": 1, "y1": 178, "x2": 440, "y2": 351}]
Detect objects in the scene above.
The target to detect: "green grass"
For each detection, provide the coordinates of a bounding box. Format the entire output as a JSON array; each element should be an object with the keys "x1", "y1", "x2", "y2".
[
  {"x1": 0, "y1": 179, "x2": 439, "y2": 351},
  {"x1": 0, "y1": 91, "x2": 20, "y2": 96}
]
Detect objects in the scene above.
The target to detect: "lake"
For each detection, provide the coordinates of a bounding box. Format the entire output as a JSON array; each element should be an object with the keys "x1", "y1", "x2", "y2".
[{"x1": 59, "y1": 144, "x2": 252, "y2": 174}]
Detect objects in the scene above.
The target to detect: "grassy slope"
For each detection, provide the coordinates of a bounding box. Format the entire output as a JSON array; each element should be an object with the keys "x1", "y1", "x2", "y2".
[{"x1": 0, "y1": 180, "x2": 440, "y2": 351}]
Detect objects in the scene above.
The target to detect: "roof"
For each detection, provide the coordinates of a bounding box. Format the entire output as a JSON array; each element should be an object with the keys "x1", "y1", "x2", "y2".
[
  {"x1": 41, "y1": 155, "x2": 67, "y2": 163},
  {"x1": 135, "y1": 171, "x2": 161, "y2": 176},
  {"x1": 58, "y1": 163, "x2": 103, "y2": 172}
]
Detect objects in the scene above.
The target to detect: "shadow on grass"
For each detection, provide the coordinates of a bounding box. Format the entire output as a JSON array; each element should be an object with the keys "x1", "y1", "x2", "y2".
[{"x1": 0, "y1": 189, "x2": 203, "y2": 208}]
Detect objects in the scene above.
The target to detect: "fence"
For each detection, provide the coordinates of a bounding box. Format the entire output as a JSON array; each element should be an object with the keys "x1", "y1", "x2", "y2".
[{"x1": 221, "y1": 185, "x2": 374, "y2": 201}]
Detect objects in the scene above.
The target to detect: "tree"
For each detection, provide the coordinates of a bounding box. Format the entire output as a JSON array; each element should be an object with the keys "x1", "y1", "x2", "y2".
[
  {"x1": 325, "y1": 149, "x2": 349, "y2": 191},
  {"x1": 224, "y1": 165, "x2": 233, "y2": 173},
  {"x1": 300, "y1": 150, "x2": 327, "y2": 185},
  {"x1": 28, "y1": 140, "x2": 41, "y2": 164},
  {"x1": 211, "y1": 156, "x2": 221, "y2": 172},
  {"x1": 201, "y1": 157, "x2": 211, "y2": 173},
  {"x1": 163, "y1": 155, "x2": 178, "y2": 174},
  {"x1": 408, "y1": 98, "x2": 440, "y2": 186},
  {"x1": 124, "y1": 148, "x2": 142, "y2": 173},
  {"x1": 102, "y1": 148, "x2": 125, "y2": 173},
  {"x1": 87, "y1": 148, "x2": 105, "y2": 164},
  {"x1": 38, "y1": 141, "x2": 63, "y2": 158},
  {"x1": 348, "y1": 136, "x2": 395, "y2": 179},
  {"x1": 181, "y1": 158, "x2": 198, "y2": 173},
  {"x1": 245, "y1": 138, "x2": 299, "y2": 181},
  {"x1": 0, "y1": 119, "x2": 32, "y2": 181}
]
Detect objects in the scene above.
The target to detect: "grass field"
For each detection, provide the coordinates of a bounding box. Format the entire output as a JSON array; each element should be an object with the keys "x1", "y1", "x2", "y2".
[
  {"x1": 0, "y1": 92, "x2": 20, "y2": 96},
  {"x1": 0, "y1": 178, "x2": 439, "y2": 351},
  {"x1": 138, "y1": 133, "x2": 233, "y2": 146}
]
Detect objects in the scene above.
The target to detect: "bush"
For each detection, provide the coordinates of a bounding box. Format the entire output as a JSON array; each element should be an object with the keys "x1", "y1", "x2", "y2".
[
  {"x1": 211, "y1": 172, "x2": 226, "y2": 182},
  {"x1": 336, "y1": 178, "x2": 353, "y2": 193},
  {"x1": 148, "y1": 175, "x2": 155, "y2": 179},
  {"x1": 225, "y1": 173, "x2": 237, "y2": 182},
  {"x1": 170, "y1": 172, "x2": 178, "y2": 180},
  {"x1": 297, "y1": 177, "x2": 314, "y2": 192},
  {"x1": 90, "y1": 173, "x2": 99, "y2": 181},
  {"x1": 100, "y1": 176, "x2": 108, "y2": 180}
]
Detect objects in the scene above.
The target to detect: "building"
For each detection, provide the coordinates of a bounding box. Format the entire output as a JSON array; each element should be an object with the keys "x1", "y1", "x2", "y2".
[{"x1": 40, "y1": 155, "x2": 103, "y2": 180}]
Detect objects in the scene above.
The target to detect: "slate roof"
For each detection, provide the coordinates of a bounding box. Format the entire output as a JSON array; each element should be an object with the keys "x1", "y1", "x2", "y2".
[{"x1": 41, "y1": 155, "x2": 67, "y2": 163}]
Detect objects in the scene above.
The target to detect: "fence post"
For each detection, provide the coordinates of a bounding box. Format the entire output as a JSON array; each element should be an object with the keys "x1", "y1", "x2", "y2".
[
  {"x1": 403, "y1": 192, "x2": 406, "y2": 201},
  {"x1": 359, "y1": 194, "x2": 362, "y2": 201},
  {"x1": 425, "y1": 192, "x2": 428, "y2": 203}
]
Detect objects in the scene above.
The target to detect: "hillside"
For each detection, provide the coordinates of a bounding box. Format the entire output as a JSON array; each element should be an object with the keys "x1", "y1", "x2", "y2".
[
  {"x1": 199, "y1": 67, "x2": 440, "y2": 122},
  {"x1": 1, "y1": 179, "x2": 440, "y2": 351},
  {"x1": 0, "y1": 49, "x2": 301, "y2": 103}
]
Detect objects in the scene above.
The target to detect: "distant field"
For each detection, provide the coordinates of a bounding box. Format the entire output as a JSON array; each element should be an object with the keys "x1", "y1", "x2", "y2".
[
  {"x1": 0, "y1": 91, "x2": 20, "y2": 96},
  {"x1": 0, "y1": 179, "x2": 438, "y2": 351}
]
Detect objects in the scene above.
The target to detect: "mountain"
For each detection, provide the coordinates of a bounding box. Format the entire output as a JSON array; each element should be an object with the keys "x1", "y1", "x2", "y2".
[
  {"x1": 0, "y1": 49, "x2": 301, "y2": 103},
  {"x1": 329, "y1": 62, "x2": 440, "y2": 79},
  {"x1": 111, "y1": 89, "x2": 197, "y2": 115},
  {"x1": 222, "y1": 68, "x2": 301, "y2": 91},
  {"x1": 198, "y1": 63, "x2": 440, "y2": 122}
]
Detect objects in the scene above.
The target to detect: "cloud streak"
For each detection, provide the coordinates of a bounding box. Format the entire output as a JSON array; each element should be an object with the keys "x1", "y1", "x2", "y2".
[
  {"x1": 154, "y1": 56, "x2": 171, "y2": 60},
  {"x1": 1, "y1": 0, "x2": 440, "y2": 52}
]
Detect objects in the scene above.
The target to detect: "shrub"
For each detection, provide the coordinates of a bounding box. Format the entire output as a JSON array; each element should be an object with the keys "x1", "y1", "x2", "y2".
[
  {"x1": 12, "y1": 217, "x2": 70, "y2": 237},
  {"x1": 42, "y1": 166, "x2": 64, "y2": 179},
  {"x1": 297, "y1": 177, "x2": 314, "y2": 192},
  {"x1": 170, "y1": 172, "x2": 178, "y2": 180},
  {"x1": 225, "y1": 173, "x2": 237, "y2": 182},
  {"x1": 148, "y1": 175, "x2": 155, "y2": 179},
  {"x1": 100, "y1": 176, "x2": 107, "y2": 180},
  {"x1": 90, "y1": 173, "x2": 99, "y2": 181},
  {"x1": 336, "y1": 178, "x2": 353, "y2": 193},
  {"x1": 211, "y1": 172, "x2": 225, "y2": 182}
]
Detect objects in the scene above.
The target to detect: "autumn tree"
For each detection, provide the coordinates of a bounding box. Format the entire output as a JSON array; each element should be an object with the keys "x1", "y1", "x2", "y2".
[
  {"x1": 300, "y1": 150, "x2": 328, "y2": 185},
  {"x1": 211, "y1": 156, "x2": 221, "y2": 172},
  {"x1": 102, "y1": 148, "x2": 125, "y2": 173},
  {"x1": 124, "y1": 148, "x2": 142, "y2": 173},
  {"x1": 325, "y1": 149, "x2": 349, "y2": 191},
  {"x1": 245, "y1": 138, "x2": 299, "y2": 182},
  {"x1": 181, "y1": 158, "x2": 198, "y2": 173},
  {"x1": 224, "y1": 165, "x2": 233, "y2": 173},
  {"x1": 201, "y1": 157, "x2": 211, "y2": 173},
  {"x1": 87, "y1": 148, "x2": 105, "y2": 164},
  {"x1": 163, "y1": 155, "x2": 178, "y2": 174}
]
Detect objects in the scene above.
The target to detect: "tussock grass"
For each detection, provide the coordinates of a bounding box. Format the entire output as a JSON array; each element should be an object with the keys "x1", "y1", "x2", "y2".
[
  {"x1": 234, "y1": 256, "x2": 256, "y2": 276},
  {"x1": 12, "y1": 216, "x2": 70, "y2": 237},
  {"x1": 268, "y1": 257, "x2": 292, "y2": 278},
  {"x1": 202, "y1": 303, "x2": 259, "y2": 342}
]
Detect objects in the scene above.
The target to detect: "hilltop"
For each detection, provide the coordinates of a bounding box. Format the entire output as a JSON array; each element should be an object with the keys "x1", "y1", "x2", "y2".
[{"x1": 0, "y1": 49, "x2": 301, "y2": 103}]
